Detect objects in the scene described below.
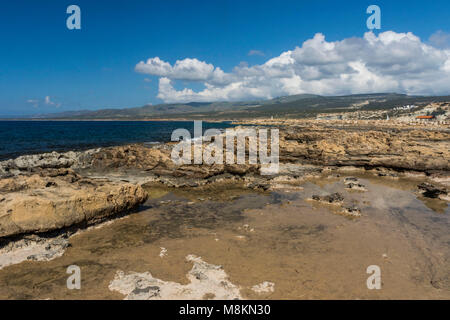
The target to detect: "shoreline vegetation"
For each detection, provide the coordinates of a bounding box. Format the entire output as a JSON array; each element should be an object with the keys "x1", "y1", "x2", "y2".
[{"x1": 0, "y1": 118, "x2": 449, "y2": 299}]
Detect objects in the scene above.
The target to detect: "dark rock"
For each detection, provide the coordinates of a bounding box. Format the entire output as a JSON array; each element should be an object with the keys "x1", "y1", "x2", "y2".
[
  {"x1": 417, "y1": 183, "x2": 447, "y2": 199},
  {"x1": 312, "y1": 193, "x2": 344, "y2": 203},
  {"x1": 342, "y1": 205, "x2": 361, "y2": 217}
]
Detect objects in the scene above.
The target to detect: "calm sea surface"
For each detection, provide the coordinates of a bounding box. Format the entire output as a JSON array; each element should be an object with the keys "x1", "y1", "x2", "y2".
[{"x1": 0, "y1": 121, "x2": 234, "y2": 160}]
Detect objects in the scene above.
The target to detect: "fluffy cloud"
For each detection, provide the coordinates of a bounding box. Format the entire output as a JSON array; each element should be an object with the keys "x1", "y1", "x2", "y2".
[
  {"x1": 136, "y1": 31, "x2": 450, "y2": 103},
  {"x1": 135, "y1": 57, "x2": 216, "y2": 81}
]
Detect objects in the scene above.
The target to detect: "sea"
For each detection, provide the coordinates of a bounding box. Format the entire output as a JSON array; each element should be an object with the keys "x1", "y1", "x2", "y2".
[{"x1": 0, "y1": 121, "x2": 234, "y2": 160}]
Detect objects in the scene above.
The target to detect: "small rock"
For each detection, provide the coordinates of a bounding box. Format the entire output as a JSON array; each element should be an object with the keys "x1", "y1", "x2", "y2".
[
  {"x1": 417, "y1": 183, "x2": 447, "y2": 199},
  {"x1": 312, "y1": 193, "x2": 344, "y2": 204},
  {"x1": 345, "y1": 182, "x2": 368, "y2": 191},
  {"x1": 342, "y1": 205, "x2": 361, "y2": 217}
]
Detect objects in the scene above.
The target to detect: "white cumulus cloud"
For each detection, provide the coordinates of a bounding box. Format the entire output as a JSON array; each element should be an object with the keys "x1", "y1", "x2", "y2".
[
  {"x1": 136, "y1": 31, "x2": 450, "y2": 103},
  {"x1": 136, "y1": 57, "x2": 216, "y2": 81}
]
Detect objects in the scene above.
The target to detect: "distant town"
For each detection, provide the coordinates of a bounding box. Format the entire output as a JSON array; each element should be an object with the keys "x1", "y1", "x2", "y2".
[{"x1": 316, "y1": 102, "x2": 449, "y2": 124}]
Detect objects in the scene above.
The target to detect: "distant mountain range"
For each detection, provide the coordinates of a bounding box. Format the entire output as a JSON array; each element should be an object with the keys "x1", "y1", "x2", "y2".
[{"x1": 15, "y1": 93, "x2": 450, "y2": 120}]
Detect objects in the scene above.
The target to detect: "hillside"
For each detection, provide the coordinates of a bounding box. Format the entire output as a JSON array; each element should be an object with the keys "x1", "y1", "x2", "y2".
[{"x1": 29, "y1": 93, "x2": 450, "y2": 120}]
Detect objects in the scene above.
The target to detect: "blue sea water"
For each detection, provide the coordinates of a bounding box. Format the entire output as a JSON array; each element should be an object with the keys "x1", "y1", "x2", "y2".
[{"x1": 0, "y1": 121, "x2": 234, "y2": 160}]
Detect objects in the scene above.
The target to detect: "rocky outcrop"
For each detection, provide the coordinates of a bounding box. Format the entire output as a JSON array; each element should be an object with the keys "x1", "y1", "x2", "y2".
[
  {"x1": 0, "y1": 171, "x2": 148, "y2": 238},
  {"x1": 90, "y1": 144, "x2": 173, "y2": 170},
  {"x1": 0, "y1": 149, "x2": 99, "y2": 178},
  {"x1": 279, "y1": 125, "x2": 450, "y2": 172}
]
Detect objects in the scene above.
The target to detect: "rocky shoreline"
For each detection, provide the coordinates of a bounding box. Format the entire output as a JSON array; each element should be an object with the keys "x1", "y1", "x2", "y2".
[{"x1": 0, "y1": 120, "x2": 449, "y2": 272}]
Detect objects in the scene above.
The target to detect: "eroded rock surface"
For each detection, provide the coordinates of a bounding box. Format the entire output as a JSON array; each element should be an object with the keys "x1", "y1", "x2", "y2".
[{"x1": 0, "y1": 170, "x2": 148, "y2": 238}]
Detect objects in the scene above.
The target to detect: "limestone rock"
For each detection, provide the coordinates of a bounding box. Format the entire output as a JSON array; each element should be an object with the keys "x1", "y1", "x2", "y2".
[{"x1": 0, "y1": 174, "x2": 148, "y2": 238}]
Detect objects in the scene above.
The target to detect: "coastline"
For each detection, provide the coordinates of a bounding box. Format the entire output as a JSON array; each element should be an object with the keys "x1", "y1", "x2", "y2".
[
  {"x1": 0, "y1": 119, "x2": 449, "y2": 299},
  {"x1": 1, "y1": 118, "x2": 449, "y2": 239},
  {"x1": 0, "y1": 120, "x2": 235, "y2": 161},
  {"x1": 0, "y1": 118, "x2": 236, "y2": 122}
]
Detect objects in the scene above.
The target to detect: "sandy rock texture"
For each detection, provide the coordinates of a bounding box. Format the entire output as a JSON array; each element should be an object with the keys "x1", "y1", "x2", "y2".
[
  {"x1": 278, "y1": 124, "x2": 449, "y2": 172},
  {"x1": 0, "y1": 168, "x2": 147, "y2": 238},
  {"x1": 0, "y1": 149, "x2": 99, "y2": 178}
]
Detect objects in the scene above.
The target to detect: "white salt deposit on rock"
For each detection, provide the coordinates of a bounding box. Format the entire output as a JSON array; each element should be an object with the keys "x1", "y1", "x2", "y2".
[
  {"x1": 0, "y1": 236, "x2": 69, "y2": 270},
  {"x1": 159, "y1": 247, "x2": 167, "y2": 258},
  {"x1": 108, "y1": 254, "x2": 243, "y2": 300},
  {"x1": 251, "y1": 281, "x2": 275, "y2": 294}
]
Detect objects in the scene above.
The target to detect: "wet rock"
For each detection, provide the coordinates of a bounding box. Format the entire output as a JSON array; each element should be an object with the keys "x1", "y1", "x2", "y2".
[
  {"x1": 312, "y1": 193, "x2": 344, "y2": 204},
  {"x1": 417, "y1": 183, "x2": 447, "y2": 199},
  {"x1": 246, "y1": 182, "x2": 270, "y2": 191},
  {"x1": 344, "y1": 177, "x2": 367, "y2": 191},
  {"x1": 341, "y1": 205, "x2": 362, "y2": 217},
  {"x1": 311, "y1": 193, "x2": 362, "y2": 217}
]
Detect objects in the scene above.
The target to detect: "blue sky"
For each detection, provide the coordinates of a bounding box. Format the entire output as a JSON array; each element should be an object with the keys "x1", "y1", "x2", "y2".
[{"x1": 1, "y1": 0, "x2": 450, "y2": 116}]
